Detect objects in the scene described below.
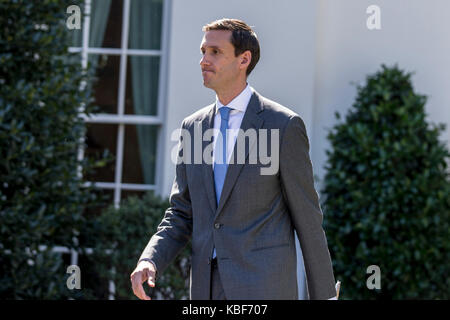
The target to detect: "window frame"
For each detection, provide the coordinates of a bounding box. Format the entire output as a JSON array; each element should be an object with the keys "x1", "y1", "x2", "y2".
[
  {"x1": 67, "y1": 0, "x2": 171, "y2": 299},
  {"x1": 71, "y1": 0, "x2": 170, "y2": 208}
]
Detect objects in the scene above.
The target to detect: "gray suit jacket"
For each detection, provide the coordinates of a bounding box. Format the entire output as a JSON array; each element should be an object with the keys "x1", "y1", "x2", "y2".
[{"x1": 139, "y1": 90, "x2": 336, "y2": 300}]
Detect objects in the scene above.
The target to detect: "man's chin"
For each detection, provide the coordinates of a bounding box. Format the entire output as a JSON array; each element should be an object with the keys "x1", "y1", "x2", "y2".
[{"x1": 202, "y1": 80, "x2": 213, "y2": 89}]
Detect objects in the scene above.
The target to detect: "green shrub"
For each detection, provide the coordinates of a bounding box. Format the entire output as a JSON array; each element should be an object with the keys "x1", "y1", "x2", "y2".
[
  {"x1": 322, "y1": 64, "x2": 450, "y2": 299},
  {"x1": 83, "y1": 192, "x2": 191, "y2": 300},
  {"x1": 0, "y1": 0, "x2": 108, "y2": 299}
]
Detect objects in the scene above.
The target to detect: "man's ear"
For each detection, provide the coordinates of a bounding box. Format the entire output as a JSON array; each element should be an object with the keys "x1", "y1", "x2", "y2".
[{"x1": 240, "y1": 50, "x2": 252, "y2": 70}]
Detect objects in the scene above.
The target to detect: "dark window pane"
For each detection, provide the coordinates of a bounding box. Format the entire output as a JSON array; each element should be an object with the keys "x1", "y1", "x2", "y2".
[
  {"x1": 89, "y1": 54, "x2": 120, "y2": 114},
  {"x1": 129, "y1": 0, "x2": 163, "y2": 50},
  {"x1": 90, "y1": 0, "x2": 123, "y2": 48},
  {"x1": 85, "y1": 123, "x2": 118, "y2": 183},
  {"x1": 122, "y1": 125, "x2": 158, "y2": 184},
  {"x1": 125, "y1": 56, "x2": 160, "y2": 116}
]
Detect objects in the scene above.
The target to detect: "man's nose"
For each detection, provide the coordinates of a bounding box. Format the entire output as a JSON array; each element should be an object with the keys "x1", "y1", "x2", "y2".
[{"x1": 199, "y1": 54, "x2": 209, "y2": 66}]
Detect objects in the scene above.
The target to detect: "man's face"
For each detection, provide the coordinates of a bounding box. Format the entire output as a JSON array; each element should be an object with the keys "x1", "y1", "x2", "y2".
[{"x1": 199, "y1": 30, "x2": 245, "y2": 91}]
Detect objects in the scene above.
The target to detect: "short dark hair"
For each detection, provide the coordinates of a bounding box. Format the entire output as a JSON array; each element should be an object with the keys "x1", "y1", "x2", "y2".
[{"x1": 202, "y1": 18, "x2": 260, "y2": 76}]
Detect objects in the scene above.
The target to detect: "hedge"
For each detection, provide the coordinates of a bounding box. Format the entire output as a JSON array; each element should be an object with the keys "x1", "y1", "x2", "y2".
[
  {"x1": 81, "y1": 191, "x2": 191, "y2": 300},
  {"x1": 321, "y1": 64, "x2": 450, "y2": 299},
  {"x1": 0, "y1": 0, "x2": 108, "y2": 299}
]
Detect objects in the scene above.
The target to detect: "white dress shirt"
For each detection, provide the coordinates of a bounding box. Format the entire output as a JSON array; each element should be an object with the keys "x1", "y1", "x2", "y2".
[{"x1": 212, "y1": 83, "x2": 254, "y2": 169}]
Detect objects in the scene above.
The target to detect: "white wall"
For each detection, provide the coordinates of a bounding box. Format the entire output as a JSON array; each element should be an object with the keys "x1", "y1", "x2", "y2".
[
  {"x1": 312, "y1": 0, "x2": 450, "y2": 182},
  {"x1": 161, "y1": 0, "x2": 320, "y2": 299}
]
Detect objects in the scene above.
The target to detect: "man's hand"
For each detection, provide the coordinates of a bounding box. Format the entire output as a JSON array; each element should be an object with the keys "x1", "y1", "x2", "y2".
[{"x1": 130, "y1": 261, "x2": 157, "y2": 300}]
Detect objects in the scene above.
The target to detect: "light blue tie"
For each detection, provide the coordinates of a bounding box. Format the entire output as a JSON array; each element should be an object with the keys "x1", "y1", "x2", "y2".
[
  {"x1": 212, "y1": 106, "x2": 232, "y2": 259},
  {"x1": 214, "y1": 106, "x2": 232, "y2": 205}
]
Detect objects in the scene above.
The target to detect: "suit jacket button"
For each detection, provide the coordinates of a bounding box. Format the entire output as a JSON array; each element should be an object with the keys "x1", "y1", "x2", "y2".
[{"x1": 214, "y1": 223, "x2": 221, "y2": 229}]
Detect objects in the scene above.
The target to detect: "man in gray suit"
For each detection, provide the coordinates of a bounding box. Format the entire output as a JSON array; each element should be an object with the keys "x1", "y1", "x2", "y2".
[{"x1": 130, "y1": 18, "x2": 337, "y2": 300}]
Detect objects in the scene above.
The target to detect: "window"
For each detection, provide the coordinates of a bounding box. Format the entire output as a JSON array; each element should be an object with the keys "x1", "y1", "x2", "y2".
[
  {"x1": 69, "y1": 0, "x2": 169, "y2": 209},
  {"x1": 67, "y1": 0, "x2": 170, "y2": 299}
]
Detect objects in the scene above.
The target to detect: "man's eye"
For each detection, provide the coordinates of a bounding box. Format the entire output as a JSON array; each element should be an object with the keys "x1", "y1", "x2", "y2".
[{"x1": 200, "y1": 49, "x2": 218, "y2": 55}]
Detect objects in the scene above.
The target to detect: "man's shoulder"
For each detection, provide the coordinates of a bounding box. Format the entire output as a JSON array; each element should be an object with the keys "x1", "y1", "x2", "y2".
[
  {"x1": 181, "y1": 102, "x2": 215, "y2": 127},
  {"x1": 255, "y1": 91, "x2": 302, "y2": 126}
]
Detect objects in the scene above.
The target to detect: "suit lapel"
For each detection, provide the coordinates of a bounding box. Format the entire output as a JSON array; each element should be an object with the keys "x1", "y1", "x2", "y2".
[
  {"x1": 202, "y1": 104, "x2": 218, "y2": 213},
  {"x1": 215, "y1": 91, "x2": 265, "y2": 219}
]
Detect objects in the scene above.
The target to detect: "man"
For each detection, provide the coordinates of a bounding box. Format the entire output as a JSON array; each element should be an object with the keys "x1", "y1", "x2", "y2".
[{"x1": 130, "y1": 18, "x2": 337, "y2": 300}]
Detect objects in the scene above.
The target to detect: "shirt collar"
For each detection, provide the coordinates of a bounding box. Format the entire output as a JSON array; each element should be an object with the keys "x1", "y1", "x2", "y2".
[{"x1": 215, "y1": 83, "x2": 253, "y2": 114}]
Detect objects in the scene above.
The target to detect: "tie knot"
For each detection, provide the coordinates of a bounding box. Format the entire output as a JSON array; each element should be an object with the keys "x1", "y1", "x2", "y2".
[{"x1": 219, "y1": 106, "x2": 232, "y2": 121}]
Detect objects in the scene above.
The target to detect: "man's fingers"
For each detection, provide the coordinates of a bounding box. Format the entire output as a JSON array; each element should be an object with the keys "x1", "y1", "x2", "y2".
[
  {"x1": 132, "y1": 279, "x2": 151, "y2": 300},
  {"x1": 130, "y1": 268, "x2": 156, "y2": 300},
  {"x1": 145, "y1": 269, "x2": 156, "y2": 287},
  {"x1": 137, "y1": 284, "x2": 151, "y2": 300},
  {"x1": 131, "y1": 271, "x2": 152, "y2": 300}
]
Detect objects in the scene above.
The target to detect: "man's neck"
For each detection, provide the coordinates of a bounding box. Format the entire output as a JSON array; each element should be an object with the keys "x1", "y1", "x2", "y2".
[{"x1": 215, "y1": 81, "x2": 247, "y2": 106}]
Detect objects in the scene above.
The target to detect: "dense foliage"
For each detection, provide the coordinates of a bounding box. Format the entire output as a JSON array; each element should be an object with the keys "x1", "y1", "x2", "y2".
[
  {"x1": 322, "y1": 64, "x2": 450, "y2": 299},
  {"x1": 83, "y1": 192, "x2": 191, "y2": 300},
  {"x1": 0, "y1": 0, "x2": 103, "y2": 299}
]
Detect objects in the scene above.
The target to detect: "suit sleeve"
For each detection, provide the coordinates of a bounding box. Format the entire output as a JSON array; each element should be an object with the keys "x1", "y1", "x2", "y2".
[
  {"x1": 279, "y1": 115, "x2": 337, "y2": 300},
  {"x1": 138, "y1": 120, "x2": 193, "y2": 275}
]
